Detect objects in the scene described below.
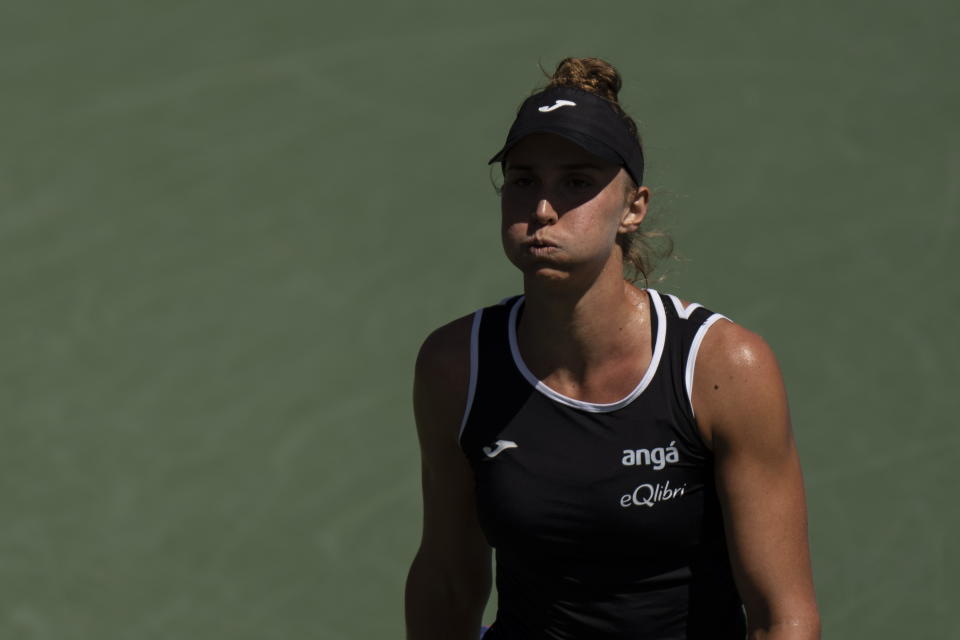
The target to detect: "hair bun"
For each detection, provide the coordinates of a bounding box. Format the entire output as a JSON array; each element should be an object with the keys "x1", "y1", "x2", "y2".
[{"x1": 546, "y1": 57, "x2": 622, "y2": 103}]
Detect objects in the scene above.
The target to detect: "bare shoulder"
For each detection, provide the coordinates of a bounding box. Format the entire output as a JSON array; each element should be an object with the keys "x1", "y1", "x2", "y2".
[
  {"x1": 414, "y1": 313, "x2": 476, "y2": 449},
  {"x1": 691, "y1": 318, "x2": 789, "y2": 450},
  {"x1": 416, "y1": 314, "x2": 474, "y2": 383},
  {"x1": 415, "y1": 314, "x2": 475, "y2": 408},
  {"x1": 696, "y1": 319, "x2": 781, "y2": 380}
]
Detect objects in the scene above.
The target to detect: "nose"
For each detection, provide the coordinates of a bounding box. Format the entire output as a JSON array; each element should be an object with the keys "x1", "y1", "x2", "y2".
[{"x1": 533, "y1": 197, "x2": 558, "y2": 225}]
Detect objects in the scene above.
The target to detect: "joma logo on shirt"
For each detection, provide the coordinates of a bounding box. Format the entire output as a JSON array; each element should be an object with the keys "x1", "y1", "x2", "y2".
[{"x1": 621, "y1": 441, "x2": 679, "y2": 470}]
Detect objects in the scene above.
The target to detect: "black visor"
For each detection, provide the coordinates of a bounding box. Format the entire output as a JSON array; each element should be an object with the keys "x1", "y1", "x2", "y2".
[{"x1": 488, "y1": 86, "x2": 644, "y2": 186}]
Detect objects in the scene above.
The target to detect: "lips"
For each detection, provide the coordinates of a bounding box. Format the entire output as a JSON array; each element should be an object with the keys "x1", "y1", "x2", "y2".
[
  {"x1": 526, "y1": 237, "x2": 558, "y2": 249},
  {"x1": 524, "y1": 238, "x2": 560, "y2": 257}
]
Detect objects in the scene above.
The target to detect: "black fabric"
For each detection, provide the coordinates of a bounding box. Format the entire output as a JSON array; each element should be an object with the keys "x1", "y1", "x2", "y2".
[
  {"x1": 488, "y1": 86, "x2": 645, "y2": 186},
  {"x1": 459, "y1": 290, "x2": 745, "y2": 639}
]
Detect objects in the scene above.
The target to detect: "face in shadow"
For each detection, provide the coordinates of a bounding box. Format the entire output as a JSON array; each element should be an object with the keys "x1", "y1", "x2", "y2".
[{"x1": 500, "y1": 133, "x2": 645, "y2": 283}]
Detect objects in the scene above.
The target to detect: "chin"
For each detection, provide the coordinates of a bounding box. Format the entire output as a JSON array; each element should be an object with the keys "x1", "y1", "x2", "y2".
[
  {"x1": 507, "y1": 252, "x2": 556, "y2": 272},
  {"x1": 521, "y1": 263, "x2": 575, "y2": 284}
]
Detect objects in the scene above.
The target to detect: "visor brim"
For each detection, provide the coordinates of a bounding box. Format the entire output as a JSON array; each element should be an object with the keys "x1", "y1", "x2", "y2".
[{"x1": 488, "y1": 126, "x2": 625, "y2": 169}]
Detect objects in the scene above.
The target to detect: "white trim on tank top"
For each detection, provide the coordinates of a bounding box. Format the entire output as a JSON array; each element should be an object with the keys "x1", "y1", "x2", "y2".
[
  {"x1": 507, "y1": 289, "x2": 667, "y2": 413},
  {"x1": 457, "y1": 309, "x2": 484, "y2": 443},
  {"x1": 684, "y1": 312, "x2": 732, "y2": 419},
  {"x1": 666, "y1": 293, "x2": 703, "y2": 320}
]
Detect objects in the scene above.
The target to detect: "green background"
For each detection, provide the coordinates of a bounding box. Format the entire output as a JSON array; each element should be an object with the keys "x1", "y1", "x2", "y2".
[{"x1": 2, "y1": 1, "x2": 957, "y2": 637}]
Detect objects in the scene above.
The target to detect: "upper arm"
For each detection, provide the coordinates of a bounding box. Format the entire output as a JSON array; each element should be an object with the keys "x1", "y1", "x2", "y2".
[
  {"x1": 412, "y1": 315, "x2": 491, "y2": 576},
  {"x1": 692, "y1": 321, "x2": 820, "y2": 635}
]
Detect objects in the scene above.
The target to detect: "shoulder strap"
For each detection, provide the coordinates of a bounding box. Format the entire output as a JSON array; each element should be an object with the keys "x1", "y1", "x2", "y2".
[
  {"x1": 457, "y1": 296, "x2": 522, "y2": 447},
  {"x1": 684, "y1": 311, "x2": 731, "y2": 419},
  {"x1": 457, "y1": 308, "x2": 483, "y2": 443},
  {"x1": 661, "y1": 293, "x2": 732, "y2": 422}
]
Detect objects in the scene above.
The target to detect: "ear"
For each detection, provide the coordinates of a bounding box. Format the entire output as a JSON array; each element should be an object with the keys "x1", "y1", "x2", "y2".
[{"x1": 618, "y1": 185, "x2": 650, "y2": 234}]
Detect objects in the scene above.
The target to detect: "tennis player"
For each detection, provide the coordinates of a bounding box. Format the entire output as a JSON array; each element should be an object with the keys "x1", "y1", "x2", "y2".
[{"x1": 405, "y1": 57, "x2": 820, "y2": 639}]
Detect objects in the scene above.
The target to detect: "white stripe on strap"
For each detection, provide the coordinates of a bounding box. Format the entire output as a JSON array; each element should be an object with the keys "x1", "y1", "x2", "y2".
[
  {"x1": 458, "y1": 309, "x2": 483, "y2": 444},
  {"x1": 684, "y1": 313, "x2": 731, "y2": 418}
]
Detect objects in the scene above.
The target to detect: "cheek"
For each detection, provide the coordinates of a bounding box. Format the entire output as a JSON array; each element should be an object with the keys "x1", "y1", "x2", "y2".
[
  {"x1": 566, "y1": 202, "x2": 622, "y2": 242},
  {"x1": 500, "y1": 198, "x2": 530, "y2": 236},
  {"x1": 499, "y1": 219, "x2": 527, "y2": 269},
  {"x1": 500, "y1": 190, "x2": 533, "y2": 220}
]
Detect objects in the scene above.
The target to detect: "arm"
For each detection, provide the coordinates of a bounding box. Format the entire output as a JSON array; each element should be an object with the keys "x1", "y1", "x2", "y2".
[
  {"x1": 405, "y1": 316, "x2": 493, "y2": 640},
  {"x1": 693, "y1": 321, "x2": 821, "y2": 640}
]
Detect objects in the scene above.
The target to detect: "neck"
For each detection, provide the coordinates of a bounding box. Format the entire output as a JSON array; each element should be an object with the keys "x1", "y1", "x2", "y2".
[{"x1": 518, "y1": 257, "x2": 649, "y2": 378}]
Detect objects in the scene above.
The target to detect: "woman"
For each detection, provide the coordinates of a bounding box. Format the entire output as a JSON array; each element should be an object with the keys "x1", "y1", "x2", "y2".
[{"x1": 405, "y1": 58, "x2": 820, "y2": 639}]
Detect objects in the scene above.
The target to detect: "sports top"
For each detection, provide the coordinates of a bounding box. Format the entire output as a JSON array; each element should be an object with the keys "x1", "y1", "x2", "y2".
[{"x1": 458, "y1": 289, "x2": 746, "y2": 639}]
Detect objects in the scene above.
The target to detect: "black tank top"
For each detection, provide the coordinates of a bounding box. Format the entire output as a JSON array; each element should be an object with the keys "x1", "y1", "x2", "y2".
[{"x1": 458, "y1": 289, "x2": 746, "y2": 639}]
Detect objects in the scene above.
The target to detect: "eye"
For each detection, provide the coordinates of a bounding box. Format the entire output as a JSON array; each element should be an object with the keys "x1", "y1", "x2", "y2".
[
  {"x1": 511, "y1": 176, "x2": 535, "y2": 187},
  {"x1": 565, "y1": 176, "x2": 592, "y2": 188}
]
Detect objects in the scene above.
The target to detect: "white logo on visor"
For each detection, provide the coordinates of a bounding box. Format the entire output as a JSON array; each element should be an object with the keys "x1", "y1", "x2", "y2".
[{"x1": 538, "y1": 100, "x2": 577, "y2": 113}]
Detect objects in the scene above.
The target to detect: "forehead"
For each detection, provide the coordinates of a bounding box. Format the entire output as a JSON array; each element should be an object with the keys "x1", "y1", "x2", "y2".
[{"x1": 504, "y1": 133, "x2": 619, "y2": 172}]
